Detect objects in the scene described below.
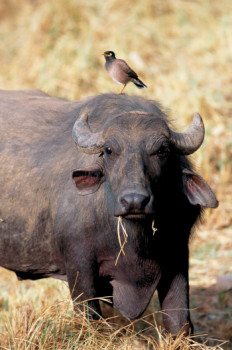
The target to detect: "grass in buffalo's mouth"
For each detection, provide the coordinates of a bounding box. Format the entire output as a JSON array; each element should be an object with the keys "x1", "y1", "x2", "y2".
[{"x1": 115, "y1": 216, "x2": 128, "y2": 265}]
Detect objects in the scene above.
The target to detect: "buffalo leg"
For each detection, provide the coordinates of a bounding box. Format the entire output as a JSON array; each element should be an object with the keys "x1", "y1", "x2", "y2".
[
  {"x1": 157, "y1": 270, "x2": 193, "y2": 335},
  {"x1": 66, "y1": 263, "x2": 102, "y2": 320}
]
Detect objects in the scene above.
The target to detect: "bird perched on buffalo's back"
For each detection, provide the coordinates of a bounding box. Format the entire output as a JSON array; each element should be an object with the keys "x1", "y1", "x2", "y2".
[{"x1": 102, "y1": 51, "x2": 147, "y2": 94}]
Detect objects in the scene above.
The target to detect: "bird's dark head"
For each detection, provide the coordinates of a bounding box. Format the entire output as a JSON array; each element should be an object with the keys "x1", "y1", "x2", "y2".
[{"x1": 101, "y1": 51, "x2": 116, "y2": 60}]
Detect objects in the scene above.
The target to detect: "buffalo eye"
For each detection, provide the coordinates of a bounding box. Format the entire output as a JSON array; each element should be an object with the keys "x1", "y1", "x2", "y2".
[
  {"x1": 157, "y1": 146, "x2": 170, "y2": 158},
  {"x1": 105, "y1": 146, "x2": 112, "y2": 155},
  {"x1": 151, "y1": 145, "x2": 170, "y2": 158},
  {"x1": 103, "y1": 141, "x2": 121, "y2": 157}
]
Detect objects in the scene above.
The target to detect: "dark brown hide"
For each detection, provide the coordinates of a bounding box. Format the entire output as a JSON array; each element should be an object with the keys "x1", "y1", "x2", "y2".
[{"x1": 0, "y1": 90, "x2": 218, "y2": 335}]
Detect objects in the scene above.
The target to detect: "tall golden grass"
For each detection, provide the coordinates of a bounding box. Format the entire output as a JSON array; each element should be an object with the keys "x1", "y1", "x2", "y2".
[{"x1": 0, "y1": 0, "x2": 231, "y2": 348}]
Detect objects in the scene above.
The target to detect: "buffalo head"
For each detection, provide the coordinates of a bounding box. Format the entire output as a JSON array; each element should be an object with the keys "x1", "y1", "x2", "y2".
[{"x1": 72, "y1": 111, "x2": 218, "y2": 219}]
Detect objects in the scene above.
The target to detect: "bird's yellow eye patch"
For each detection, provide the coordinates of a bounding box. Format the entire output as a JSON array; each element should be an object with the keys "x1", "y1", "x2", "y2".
[{"x1": 102, "y1": 52, "x2": 112, "y2": 56}]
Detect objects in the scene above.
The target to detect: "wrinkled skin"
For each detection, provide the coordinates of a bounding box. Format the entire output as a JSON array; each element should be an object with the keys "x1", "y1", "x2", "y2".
[{"x1": 0, "y1": 90, "x2": 218, "y2": 335}]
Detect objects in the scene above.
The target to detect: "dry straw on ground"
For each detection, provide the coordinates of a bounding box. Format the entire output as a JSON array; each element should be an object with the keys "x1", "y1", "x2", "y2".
[
  {"x1": 0, "y1": 289, "x2": 227, "y2": 349},
  {"x1": 0, "y1": 0, "x2": 231, "y2": 349}
]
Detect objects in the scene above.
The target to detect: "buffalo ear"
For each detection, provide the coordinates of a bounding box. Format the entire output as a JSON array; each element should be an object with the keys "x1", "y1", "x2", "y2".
[
  {"x1": 72, "y1": 166, "x2": 105, "y2": 195},
  {"x1": 182, "y1": 169, "x2": 219, "y2": 208}
]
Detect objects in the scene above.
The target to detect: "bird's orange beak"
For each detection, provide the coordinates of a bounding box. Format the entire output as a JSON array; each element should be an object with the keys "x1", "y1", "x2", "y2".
[{"x1": 101, "y1": 52, "x2": 106, "y2": 56}]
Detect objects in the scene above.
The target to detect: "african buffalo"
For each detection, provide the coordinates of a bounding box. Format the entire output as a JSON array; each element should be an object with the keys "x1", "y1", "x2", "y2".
[{"x1": 0, "y1": 90, "x2": 218, "y2": 335}]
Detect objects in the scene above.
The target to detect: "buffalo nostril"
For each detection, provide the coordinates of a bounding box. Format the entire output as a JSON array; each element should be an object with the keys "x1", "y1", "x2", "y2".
[
  {"x1": 120, "y1": 193, "x2": 150, "y2": 211},
  {"x1": 120, "y1": 196, "x2": 130, "y2": 208}
]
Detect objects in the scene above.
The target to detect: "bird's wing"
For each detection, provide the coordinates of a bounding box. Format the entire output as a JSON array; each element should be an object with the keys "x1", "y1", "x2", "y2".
[{"x1": 117, "y1": 59, "x2": 138, "y2": 79}]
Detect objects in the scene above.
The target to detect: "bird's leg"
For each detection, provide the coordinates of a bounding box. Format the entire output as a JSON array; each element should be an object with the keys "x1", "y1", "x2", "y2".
[{"x1": 118, "y1": 84, "x2": 126, "y2": 94}]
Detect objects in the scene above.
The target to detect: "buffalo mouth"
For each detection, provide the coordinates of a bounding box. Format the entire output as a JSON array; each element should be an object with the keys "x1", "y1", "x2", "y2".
[
  {"x1": 115, "y1": 211, "x2": 153, "y2": 220},
  {"x1": 121, "y1": 213, "x2": 146, "y2": 220}
]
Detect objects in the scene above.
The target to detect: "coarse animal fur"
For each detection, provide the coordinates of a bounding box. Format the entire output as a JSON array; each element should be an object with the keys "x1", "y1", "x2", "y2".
[{"x1": 0, "y1": 90, "x2": 218, "y2": 335}]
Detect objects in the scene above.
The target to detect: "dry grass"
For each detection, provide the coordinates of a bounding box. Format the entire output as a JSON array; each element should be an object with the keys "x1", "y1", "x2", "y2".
[
  {"x1": 0, "y1": 0, "x2": 231, "y2": 348},
  {"x1": 0, "y1": 276, "x2": 227, "y2": 349}
]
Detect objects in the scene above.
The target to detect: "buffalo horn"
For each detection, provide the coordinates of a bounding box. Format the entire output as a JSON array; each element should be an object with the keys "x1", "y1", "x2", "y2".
[
  {"x1": 170, "y1": 112, "x2": 205, "y2": 155},
  {"x1": 72, "y1": 113, "x2": 104, "y2": 154}
]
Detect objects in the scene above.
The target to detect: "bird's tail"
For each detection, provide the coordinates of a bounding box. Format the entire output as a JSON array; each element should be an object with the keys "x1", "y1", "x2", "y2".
[{"x1": 133, "y1": 78, "x2": 147, "y2": 89}]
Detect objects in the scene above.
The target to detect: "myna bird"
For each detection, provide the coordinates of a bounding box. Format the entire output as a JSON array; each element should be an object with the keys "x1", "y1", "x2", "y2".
[{"x1": 102, "y1": 51, "x2": 147, "y2": 94}]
